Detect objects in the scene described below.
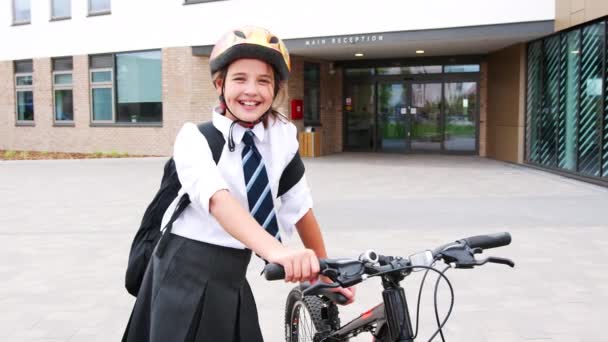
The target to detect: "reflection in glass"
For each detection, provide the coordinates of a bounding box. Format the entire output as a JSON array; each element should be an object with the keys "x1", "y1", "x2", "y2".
[
  {"x1": 578, "y1": 22, "x2": 603, "y2": 177},
  {"x1": 345, "y1": 83, "x2": 374, "y2": 150},
  {"x1": 54, "y1": 74, "x2": 73, "y2": 85},
  {"x1": 17, "y1": 91, "x2": 34, "y2": 121},
  {"x1": 55, "y1": 90, "x2": 73, "y2": 121},
  {"x1": 540, "y1": 35, "x2": 560, "y2": 168},
  {"x1": 52, "y1": 0, "x2": 71, "y2": 18},
  {"x1": 92, "y1": 88, "x2": 112, "y2": 121},
  {"x1": 526, "y1": 41, "x2": 543, "y2": 163},
  {"x1": 444, "y1": 82, "x2": 477, "y2": 151},
  {"x1": 410, "y1": 83, "x2": 441, "y2": 151},
  {"x1": 377, "y1": 84, "x2": 407, "y2": 152},
  {"x1": 16, "y1": 75, "x2": 33, "y2": 86},
  {"x1": 13, "y1": 0, "x2": 31, "y2": 23},
  {"x1": 116, "y1": 50, "x2": 162, "y2": 123},
  {"x1": 558, "y1": 30, "x2": 580, "y2": 171},
  {"x1": 89, "y1": 0, "x2": 110, "y2": 13},
  {"x1": 345, "y1": 68, "x2": 374, "y2": 77},
  {"x1": 376, "y1": 66, "x2": 442, "y2": 75},
  {"x1": 444, "y1": 65, "x2": 480, "y2": 73}
]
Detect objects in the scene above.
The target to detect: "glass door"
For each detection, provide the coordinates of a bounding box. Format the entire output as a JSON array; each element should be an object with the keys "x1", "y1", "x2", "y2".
[
  {"x1": 377, "y1": 82, "x2": 409, "y2": 152},
  {"x1": 344, "y1": 82, "x2": 375, "y2": 150},
  {"x1": 410, "y1": 82, "x2": 442, "y2": 151},
  {"x1": 444, "y1": 82, "x2": 478, "y2": 152}
]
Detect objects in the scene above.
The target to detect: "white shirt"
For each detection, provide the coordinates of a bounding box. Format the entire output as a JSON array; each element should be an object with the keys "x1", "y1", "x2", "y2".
[{"x1": 161, "y1": 111, "x2": 313, "y2": 249}]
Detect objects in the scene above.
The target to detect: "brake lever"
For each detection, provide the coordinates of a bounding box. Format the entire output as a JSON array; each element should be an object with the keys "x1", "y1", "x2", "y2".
[
  {"x1": 477, "y1": 256, "x2": 515, "y2": 268},
  {"x1": 301, "y1": 280, "x2": 340, "y2": 296}
]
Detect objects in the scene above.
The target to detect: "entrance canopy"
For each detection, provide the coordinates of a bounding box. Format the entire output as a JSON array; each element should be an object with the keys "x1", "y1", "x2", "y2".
[{"x1": 193, "y1": 21, "x2": 554, "y2": 60}]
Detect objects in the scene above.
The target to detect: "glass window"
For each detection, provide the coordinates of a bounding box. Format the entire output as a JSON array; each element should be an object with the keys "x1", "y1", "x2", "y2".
[
  {"x1": 557, "y1": 30, "x2": 580, "y2": 172},
  {"x1": 92, "y1": 71, "x2": 112, "y2": 83},
  {"x1": 54, "y1": 89, "x2": 73, "y2": 121},
  {"x1": 90, "y1": 68, "x2": 113, "y2": 122},
  {"x1": 115, "y1": 50, "x2": 162, "y2": 123},
  {"x1": 92, "y1": 88, "x2": 113, "y2": 121},
  {"x1": 526, "y1": 41, "x2": 543, "y2": 164},
  {"x1": 17, "y1": 91, "x2": 34, "y2": 121},
  {"x1": 16, "y1": 75, "x2": 33, "y2": 86},
  {"x1": 376, "y1": 66, "x2": 442, "y2": 75},
  {"x1": 13, "y1": 0, "x2": 30, "y2": 24},
  {"x1": 444, "y1": 82, "x2": 477, "y2": 152},
  {"x1": 53, "y1": 57, "x2": 74, "y2": 123},
  {"x1": 52, "y1": 0, "x2": 71, "y2": 19},
  {"x1": 345, "y1": 68, "x2": 374, "y2": 77},
  {"x1": 14, "y1": 59, "x2": 33, "y2": 122},
  {"x1": 89, "y1": 0, "x2": 110, "y2": 14},
  {"x1": 54, "y1": 73, "x2": 73, "y2": 85},
  {"x1": 539, "y1": 35, "x2": 560, "y2": 168},
  {"x1": 444, "y1": 64, "x2": 481, "y2": 73},
  {"x1": 303, "y1": 63, "x2": 320, "y2": 124},
  {"x1": 577, "y1": 22, "x2": 604, "y2": 177}
]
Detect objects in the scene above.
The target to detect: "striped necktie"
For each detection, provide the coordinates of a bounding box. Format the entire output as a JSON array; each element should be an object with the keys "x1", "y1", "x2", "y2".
[{"x1": 242, "y1": 130, "x2": 281, "y2": 242}]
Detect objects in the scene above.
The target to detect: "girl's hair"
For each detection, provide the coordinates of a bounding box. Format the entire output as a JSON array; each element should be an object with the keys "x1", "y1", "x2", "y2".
[{"x1": 212, "y1": 64, "x2": 289, "y2": 126}]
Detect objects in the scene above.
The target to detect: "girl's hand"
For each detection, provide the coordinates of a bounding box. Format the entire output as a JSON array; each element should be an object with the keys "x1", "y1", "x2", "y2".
[
  {"x1": 267, "y1": 248, "x2": 320, "y2": 283},
  {"x1": 316, "y1": 275, "x2": 357, "y2": 305}
]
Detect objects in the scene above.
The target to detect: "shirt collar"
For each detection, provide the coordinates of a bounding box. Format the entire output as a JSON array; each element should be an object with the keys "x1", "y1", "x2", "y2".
[{"x1": 212, "y1": 109, "x2": 266, "y2": 145}]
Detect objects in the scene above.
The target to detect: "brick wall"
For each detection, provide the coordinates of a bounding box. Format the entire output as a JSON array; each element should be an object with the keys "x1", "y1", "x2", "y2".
[
  {"x1": 0, "y1": 61, "x2": 14, "y2": 150},
  {"x1": 287, "y1": 56, "x2": 343, "y2": 156},
  {"x1": 0, "y1": 48, "x2": 220, "y2": 156},
  {"x1": 0, "y1": 49, "x2": 343, "y2": 156}
]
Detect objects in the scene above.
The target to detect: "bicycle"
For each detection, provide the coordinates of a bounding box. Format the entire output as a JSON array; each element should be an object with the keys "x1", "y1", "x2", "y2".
[{"x1": 264, "y1": 232, "x2": 515, "y2": 342}]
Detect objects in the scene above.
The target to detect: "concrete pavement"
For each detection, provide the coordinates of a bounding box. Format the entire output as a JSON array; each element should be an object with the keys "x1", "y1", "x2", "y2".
[{"x1": 1, "y1": 154, "x2": 607, "y2": 341}]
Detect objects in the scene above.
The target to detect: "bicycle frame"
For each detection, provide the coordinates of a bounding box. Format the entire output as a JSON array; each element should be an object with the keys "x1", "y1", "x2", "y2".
[{"x1": 322, "y1": 272, "x2": 415, "y2": 341}]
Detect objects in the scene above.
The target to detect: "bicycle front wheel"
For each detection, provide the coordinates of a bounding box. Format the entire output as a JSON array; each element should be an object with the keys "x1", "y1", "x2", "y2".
[{"x1": 284, "y1": 287, "x2": 341, "y2": 342}]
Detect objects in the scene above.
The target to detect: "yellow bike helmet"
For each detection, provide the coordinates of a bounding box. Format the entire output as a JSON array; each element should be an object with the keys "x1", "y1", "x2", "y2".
[{"x1": 209, "y1": 26, "x2": 291, "y2": 81}]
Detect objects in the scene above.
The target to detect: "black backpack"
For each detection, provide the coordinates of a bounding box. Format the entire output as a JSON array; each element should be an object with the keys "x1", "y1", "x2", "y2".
[{"x1": 125, "y1": 121, "x2": 305, "y2": 297}]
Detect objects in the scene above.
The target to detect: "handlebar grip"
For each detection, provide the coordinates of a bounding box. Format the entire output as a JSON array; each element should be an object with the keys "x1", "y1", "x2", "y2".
[
  {"x1": 460, "y1": 232, "x2": 511, "y2": 250},
  {"x1": 263, "y1": 263, "x2": 285, "y2": 281}
]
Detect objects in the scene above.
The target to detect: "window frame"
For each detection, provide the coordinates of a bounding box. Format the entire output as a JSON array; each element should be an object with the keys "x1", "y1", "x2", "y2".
[
  {"x1": 15, "y1": 71, "x2": 34, "y2": 124},
  {"x1": 90, "y1": 68, "x2": 115, "y2": 123},
  {"x1": 303, "y1": 62, "x2": 321, "y2": 126},
  {"x1": 12, "y1": 0, "x2": 31, "y2": 25},
  {"x1": 53, "y1": 70, "x2": 74, "y2": 125},
  {"x1": 50, "y1": 0, "x2": 71, "y2": 21},
  {"x1": 88, "y1": 0, "x2": 111, "y2": 16}
]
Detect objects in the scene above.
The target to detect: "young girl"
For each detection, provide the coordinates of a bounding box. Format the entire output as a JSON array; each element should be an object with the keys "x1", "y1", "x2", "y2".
[{"x1": 123, "y1": 26, "x2": 355, "y2": 342}]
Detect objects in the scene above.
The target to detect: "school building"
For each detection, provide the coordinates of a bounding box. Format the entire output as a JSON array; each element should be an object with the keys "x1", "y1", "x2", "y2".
[{"x1": 1, "y1": 0, "x2": 607, "y2": 185}]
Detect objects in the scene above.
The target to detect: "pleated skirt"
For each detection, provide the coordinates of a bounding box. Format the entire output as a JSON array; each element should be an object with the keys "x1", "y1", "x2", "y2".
[{"x1": 122, "y1": 234, "x2": 264, "y2": 342}]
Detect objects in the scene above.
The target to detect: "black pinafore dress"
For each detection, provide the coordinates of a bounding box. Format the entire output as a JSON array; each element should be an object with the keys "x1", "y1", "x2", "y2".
[{"x1": 122, "y1": 233, "x2": 264, "y2": 342}]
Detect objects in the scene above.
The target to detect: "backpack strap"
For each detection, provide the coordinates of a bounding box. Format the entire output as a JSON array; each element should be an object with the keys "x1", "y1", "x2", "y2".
[
  {"x1": 277, "y1": 151, "x2": 305, "y2": 197},
  {"x1": 156, "y1": 121, "x2": 225, "y2": 258},
  {"x1": 198, "y1": 121, "x2": 225, "y2": 164}
]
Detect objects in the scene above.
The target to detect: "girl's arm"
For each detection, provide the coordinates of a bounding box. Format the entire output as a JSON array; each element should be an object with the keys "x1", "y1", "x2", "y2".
[
  {"x1": 295, "y1": 208, "x2": 356, "y2": 305},
  {"x1": 295, "y1": 209, "x2": 327, "y2": 258},
  {"x1": 209, "y1": 189, "x2": 319, "y2": 283}
]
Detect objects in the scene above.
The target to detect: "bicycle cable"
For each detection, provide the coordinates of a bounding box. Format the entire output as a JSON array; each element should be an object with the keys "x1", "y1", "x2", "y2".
[
  {"x1": 426, "y1": 265, "x2": 453, "y2": 342},
  {"x1": 365, "y1": 265, "x2": 454, "y2": 342},
  {"x1": 433, "y1": 265, "x2": 452, "y2": 342},
  {"x1": 411, "y1": 268, "x2": 432, "y2": 340}
]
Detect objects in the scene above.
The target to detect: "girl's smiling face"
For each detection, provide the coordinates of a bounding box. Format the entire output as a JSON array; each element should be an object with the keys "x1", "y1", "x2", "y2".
[{"x1": 216, "y1": 58, "x2": 276, "y2": 123}]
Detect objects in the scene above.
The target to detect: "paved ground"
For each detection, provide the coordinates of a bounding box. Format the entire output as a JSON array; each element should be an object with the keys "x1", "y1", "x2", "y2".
[{"x1": 1, "y1": 153, "x2": 607, "y2": 341}]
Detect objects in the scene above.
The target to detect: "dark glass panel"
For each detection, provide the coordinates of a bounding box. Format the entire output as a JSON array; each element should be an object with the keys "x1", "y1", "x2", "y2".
[{"x1": 578, "y1": 22, "x2": 604, "y2": 177}]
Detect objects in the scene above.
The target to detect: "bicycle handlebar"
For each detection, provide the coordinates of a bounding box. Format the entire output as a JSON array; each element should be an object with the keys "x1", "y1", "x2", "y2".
[
  {"x1": 460, "y1": 232, "x2": 512, "y2": 250},
  {"x1": 264, "y1": 232, "x2": 513, "y2": 282}
]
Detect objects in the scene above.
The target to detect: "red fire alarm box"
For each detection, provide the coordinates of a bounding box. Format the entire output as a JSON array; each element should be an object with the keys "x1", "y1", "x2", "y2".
[{"x1": 291, "y1": 99, "x2": 303, "y2": 120}]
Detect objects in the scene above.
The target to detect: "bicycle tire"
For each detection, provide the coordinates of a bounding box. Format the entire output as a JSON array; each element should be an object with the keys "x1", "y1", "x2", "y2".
[{"x1": 284, "y1": 287, "x2": 341, "y2": 342}]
